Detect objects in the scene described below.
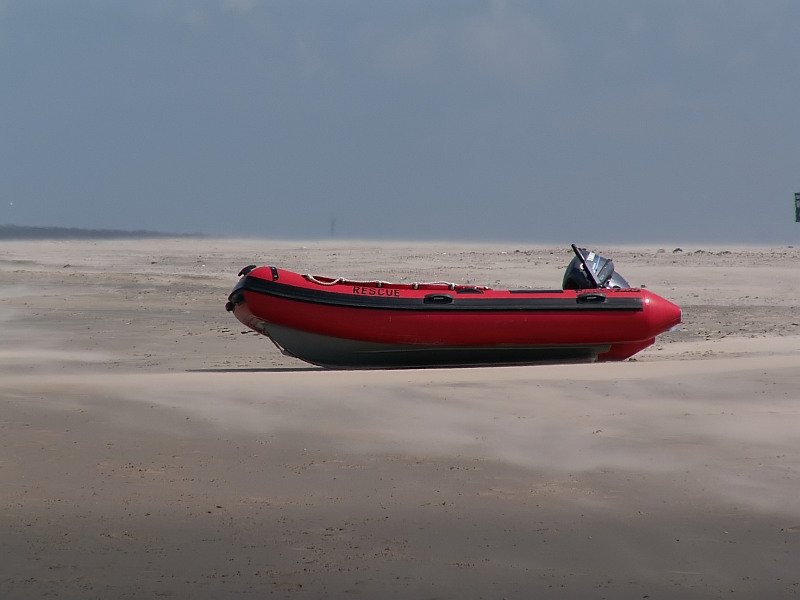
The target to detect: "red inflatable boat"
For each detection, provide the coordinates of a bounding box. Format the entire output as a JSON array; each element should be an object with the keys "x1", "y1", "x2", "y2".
[{"x1": 226, "y1": 245, "x2": 681, "y2": 368}]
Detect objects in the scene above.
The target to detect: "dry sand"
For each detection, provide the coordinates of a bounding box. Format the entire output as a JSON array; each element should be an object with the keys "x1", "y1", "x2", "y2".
[{"x1": 1, "y1": 239, "x2": 798, "y2": 599}]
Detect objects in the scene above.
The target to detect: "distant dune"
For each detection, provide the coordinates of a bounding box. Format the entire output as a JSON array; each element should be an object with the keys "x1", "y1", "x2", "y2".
[{"x1": 0, "y1": 224, "x2": 203, "y2": 240}]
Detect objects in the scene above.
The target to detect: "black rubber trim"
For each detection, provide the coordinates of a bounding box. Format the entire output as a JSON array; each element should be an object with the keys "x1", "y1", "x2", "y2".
[{"x1": 238, "y1": 276, "x2": 643, "y2": 312}]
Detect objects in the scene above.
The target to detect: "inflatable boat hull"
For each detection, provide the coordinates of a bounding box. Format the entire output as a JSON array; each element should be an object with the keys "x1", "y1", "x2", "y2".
[{"x1": 226, "y1": 263, "x2": 681, "y2": 369}]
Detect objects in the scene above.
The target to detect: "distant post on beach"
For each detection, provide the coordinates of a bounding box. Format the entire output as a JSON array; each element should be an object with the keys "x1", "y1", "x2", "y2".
[
  {"x1": 795, "y1": 192, "x2": 800, "y2": 223},
  {"x1": 794, "y1": 192, "x2": 800, "y2": 223}
]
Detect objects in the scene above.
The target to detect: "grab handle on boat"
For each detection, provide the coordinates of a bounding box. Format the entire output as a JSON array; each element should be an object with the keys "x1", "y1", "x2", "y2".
[
  {"x1": 423, "y1": 293, "x2": 454, "y2": 305},
  {"x1": 576, "y1": 293, "x2": 606, "y2": 304}
]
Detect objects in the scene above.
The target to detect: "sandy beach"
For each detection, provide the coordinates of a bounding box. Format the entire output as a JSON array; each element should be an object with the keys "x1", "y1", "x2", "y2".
[{"x1": 1, "y1": 239, "x2": 798, "y2": 599}]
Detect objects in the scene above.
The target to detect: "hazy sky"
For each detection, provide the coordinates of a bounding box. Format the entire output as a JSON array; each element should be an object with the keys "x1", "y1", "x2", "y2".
[{"x1": 2, "y1": 1, "x2": 799, "y2": 243}]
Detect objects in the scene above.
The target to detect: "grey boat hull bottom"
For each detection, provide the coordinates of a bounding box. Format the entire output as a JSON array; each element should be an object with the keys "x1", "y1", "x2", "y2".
[{"x1": 260, "y1": 322, "x2": 611, "y2": 369}]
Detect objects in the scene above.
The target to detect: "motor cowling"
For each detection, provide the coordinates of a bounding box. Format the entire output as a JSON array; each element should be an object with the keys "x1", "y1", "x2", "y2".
[{"x1": 562, "y1": 246, "x2": 631, "y2": 290}]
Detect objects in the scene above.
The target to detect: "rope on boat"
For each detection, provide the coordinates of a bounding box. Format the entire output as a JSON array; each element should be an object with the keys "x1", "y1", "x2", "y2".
[
  {"x1": 304, "y1": 274, "x2": 460, "y2": 290},
  {"x1": 304, "y1": 275, "x2": 343, "y2": 286},
  {"x1": 411, "y1": 281, "x2": 456, "y2": 290},
  {"x1": 304, "y1": 274, "x2": 389, "y2": 287}
]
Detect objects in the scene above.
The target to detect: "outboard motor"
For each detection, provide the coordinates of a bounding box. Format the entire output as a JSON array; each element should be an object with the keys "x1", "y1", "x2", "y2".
[{"x1": 562, "y1": 244, "x2": 631, "y2": 290}]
